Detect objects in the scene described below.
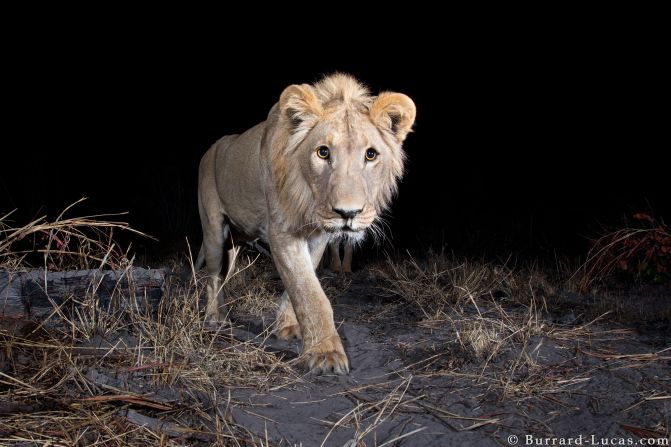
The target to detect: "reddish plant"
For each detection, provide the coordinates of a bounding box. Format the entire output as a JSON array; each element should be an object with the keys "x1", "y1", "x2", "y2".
[{"x1": 578, "y1": 213, "x2": 671, "y2": 292}]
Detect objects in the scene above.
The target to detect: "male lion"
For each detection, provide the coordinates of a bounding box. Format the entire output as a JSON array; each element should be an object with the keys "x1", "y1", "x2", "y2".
[{"x1": 196, "y1": 74, "x2": 415, "y2": 374}]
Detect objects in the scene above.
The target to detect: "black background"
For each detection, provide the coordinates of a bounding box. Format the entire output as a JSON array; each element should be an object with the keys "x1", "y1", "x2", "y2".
[{"x1": 1, "y1": 22, "x2": 667, "y2": 261}]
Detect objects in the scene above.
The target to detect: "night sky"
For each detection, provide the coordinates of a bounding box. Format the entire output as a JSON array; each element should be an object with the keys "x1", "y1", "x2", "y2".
[{"x1": 1, "y1": 30, "x2": 667, "y2": 260}]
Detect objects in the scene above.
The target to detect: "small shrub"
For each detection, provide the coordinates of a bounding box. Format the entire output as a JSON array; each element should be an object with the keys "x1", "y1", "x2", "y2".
[
  {"x1": 0, "y1": 198, "x2": 148, "y2": 271},
  {"x1": 578, "y1": 213, "x2": 671, "y2": 292}
]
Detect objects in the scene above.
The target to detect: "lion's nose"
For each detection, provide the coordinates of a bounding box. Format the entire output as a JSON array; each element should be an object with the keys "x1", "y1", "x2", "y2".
[{"x1": 333, "y1": 207, "x2": 362, "y2": 219}]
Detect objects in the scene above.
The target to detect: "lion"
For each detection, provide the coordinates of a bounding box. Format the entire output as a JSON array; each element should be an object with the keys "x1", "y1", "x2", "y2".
[
  {"x1": 327, "y1": 240, "x2": 354, "y2": 274},
  {"x1": 195, "y1": 73, "x2": 415, "y2": 374}
]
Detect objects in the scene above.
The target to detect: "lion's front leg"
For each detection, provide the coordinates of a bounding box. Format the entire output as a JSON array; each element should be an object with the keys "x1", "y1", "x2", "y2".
[{"x1": 271, "y1": 232, "x2": 349, "y2": 375}]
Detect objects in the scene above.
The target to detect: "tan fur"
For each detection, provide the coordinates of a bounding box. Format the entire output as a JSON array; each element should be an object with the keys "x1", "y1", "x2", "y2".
[
  {"x1": 329, "y1": 241, "x2": 354, "y2": 274},
  {"x1": 197, "y1": 73, "x2": 415, "y2": 374}
]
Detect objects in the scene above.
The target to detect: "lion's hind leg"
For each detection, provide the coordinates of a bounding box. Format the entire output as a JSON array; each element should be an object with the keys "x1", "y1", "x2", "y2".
[
  {"x1": 202, "y1": 218, "x2": 232, "y2": 323},
  {"x1": 341, "y1": 243, "x2": 353, "y2": 274},
  {"x1": 329, "y1": 242, "x2": 343, "y2": 273},
  {"x1": 275, "y1": 291, "x2": 302, "y2": 339}
]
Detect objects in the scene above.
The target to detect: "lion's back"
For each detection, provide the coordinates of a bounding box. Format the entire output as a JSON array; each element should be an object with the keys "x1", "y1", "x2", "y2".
[{"x1": 200, "y1": 123, "x2": 269, "y2": 237}]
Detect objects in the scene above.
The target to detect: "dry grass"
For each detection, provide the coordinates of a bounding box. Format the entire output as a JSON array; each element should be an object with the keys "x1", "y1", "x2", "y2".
[
  {"x1": 376, "y1": 249, "x2": 555, "y2": 319},
  {"x1": 374, "y1": 250, "x2": 653, "y2": 401},
  {"x1": 0, "y1": 198, "x2": 149, "y2": 271},
  {"x1": 321, "y1": 376, "x2": 425, "y2": 447},
  {"x1": 223, "y1": 254, "x2": 279, "y2": 319},
  {"x1": 0, "y1": 202, "x2": 297, "y2": 445},
  {"x1": 2, "y1": 202, "x2": 668, "y2": 444},
  {"x1": 376, "y1": 251, "x2": 555, "y2": 366}
]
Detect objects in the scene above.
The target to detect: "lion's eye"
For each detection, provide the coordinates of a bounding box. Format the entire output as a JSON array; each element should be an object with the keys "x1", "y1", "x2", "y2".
[
  {"x1": 365, "y1": 148, "x2": 378, "y2": 161},
  {"x1": 316, "y1": 146, "x2": 330, "y2": 159}
]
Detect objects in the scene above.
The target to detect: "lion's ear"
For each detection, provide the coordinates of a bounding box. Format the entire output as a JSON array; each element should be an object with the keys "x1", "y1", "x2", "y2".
[
  {"x1": 369, "y1": 92, "x2": 416, "y2": 142},
  {"x1": 279, "y1": 84, "x2": 323, "y2": 131}
]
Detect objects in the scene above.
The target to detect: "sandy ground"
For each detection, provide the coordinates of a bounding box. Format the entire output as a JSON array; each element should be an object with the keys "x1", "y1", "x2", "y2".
[
  {"x1": 2, "y1": 266, "x2": 668, "y2": 446},
  {"x1": 216, "y1": 271, "x2": 670, "y2": 446}
]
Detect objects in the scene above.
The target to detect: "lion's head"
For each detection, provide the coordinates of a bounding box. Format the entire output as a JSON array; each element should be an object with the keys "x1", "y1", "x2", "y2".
[{"x1": 268, "y1": 73, "x2": 416, "y2": 241}]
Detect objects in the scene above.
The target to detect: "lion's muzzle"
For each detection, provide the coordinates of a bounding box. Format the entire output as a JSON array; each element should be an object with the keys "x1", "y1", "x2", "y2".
[
  {"x1": 332, "y1": 207, "x2": 362, "y2": 219},
  {"x1": 320, "y1": 207, "x2": 372, "y2": 237},
  {"x1": 333, "y1": 207, "x2": 363, "y2": 231}
]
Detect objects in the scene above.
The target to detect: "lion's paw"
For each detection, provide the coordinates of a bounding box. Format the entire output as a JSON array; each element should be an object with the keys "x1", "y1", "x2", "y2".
[
  {"x1": 304, "y1": 334, "x2": 349, "y2": 375},
  {"x1": 204, "y1": 309, "x2": 226, "y2": 323},
  {"x1": 307, "y1": 350, "x2": 349, "y2": 375},
  {"x1": 203, "y1": 312, "x2": 228, "y2": 331},
  {"x1": 276, "y1": 323, "x2": 302, "y2": 340}
]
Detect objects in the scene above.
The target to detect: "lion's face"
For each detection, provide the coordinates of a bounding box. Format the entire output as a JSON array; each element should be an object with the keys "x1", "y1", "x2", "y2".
[
  {"x1": 270, "y1": 74, "x2": 415, "y2": 238},
  {"x1": 299, "y1": 111, "x2": 397, "y2": 239}
]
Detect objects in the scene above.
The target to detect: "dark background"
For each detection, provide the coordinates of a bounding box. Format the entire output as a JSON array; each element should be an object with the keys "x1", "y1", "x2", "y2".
[{"x1": 1, "y1": 28, "x2": 667, "y2": 262}]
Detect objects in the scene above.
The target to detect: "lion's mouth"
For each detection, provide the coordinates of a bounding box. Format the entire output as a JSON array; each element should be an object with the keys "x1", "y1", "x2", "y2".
[
  {"x1": 321, "y1": 217, "x2": 367, "y2": 234},
  {"x1": 318, "y1": 209, "x2": 376, "y2": 235},
  {"x1": 323, "y1": 223, "x2": 363, "y2": 233}
]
